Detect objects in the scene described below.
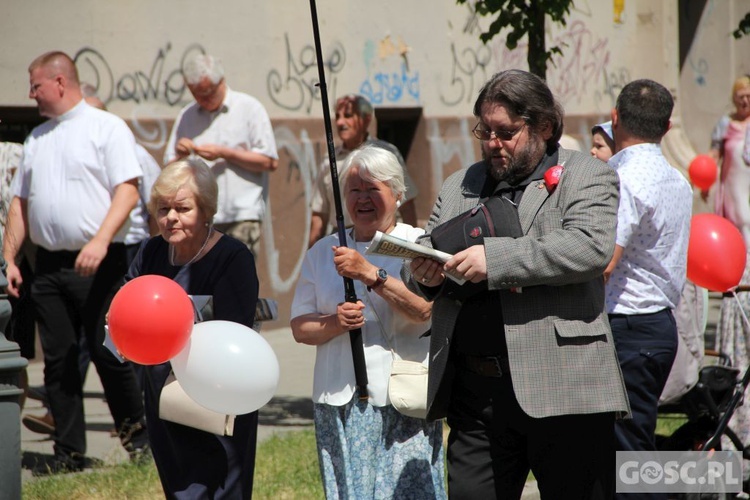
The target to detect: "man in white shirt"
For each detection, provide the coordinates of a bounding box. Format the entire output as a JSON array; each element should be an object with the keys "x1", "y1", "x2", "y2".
[
  {"x1": 2, "y1": 51, "x2": 148, "y2": 474},
  {"x1": 605, "y1": 79, "x2": 692, "y2": 499},
  {"x1": 164, "y1": 54, "x2": 278, "y2": 257},
  {"x1": 81, "y1": 84, "x2": 161, "y2": 258}
]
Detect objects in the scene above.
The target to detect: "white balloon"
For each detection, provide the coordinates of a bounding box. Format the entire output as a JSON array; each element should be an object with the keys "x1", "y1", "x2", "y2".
[{"x1": 171, "y1": 320, "x2": 280, "y2": 415}]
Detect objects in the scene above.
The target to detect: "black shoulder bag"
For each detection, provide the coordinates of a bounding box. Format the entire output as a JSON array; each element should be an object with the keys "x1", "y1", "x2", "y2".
[{"x1": 429, "y1": 194, "x2": 523, "y2": 300}]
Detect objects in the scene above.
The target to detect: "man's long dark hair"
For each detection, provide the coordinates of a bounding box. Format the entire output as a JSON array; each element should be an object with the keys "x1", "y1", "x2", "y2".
[
  {"x1": 473, "y1": 69, "x2": 564, "y2": 149},
  {"x1": 615, "y1": 79, "x2": 673, "y2": 142}
]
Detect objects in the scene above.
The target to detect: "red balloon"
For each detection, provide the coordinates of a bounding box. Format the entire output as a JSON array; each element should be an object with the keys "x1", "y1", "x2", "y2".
[
  {"x1": 687, "y1": 214, "x2": 746, "y2": 292},
  {"x1": 108, "y1": 275, "x2": 194, "y2": 365},
  {"x1": 688, "y1": 154, "x2": 717, "y2": 191}
]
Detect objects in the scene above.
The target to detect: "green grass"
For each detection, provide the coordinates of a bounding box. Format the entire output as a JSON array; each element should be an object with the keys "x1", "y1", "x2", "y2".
[
  {"x1": 253, "y1": 429, "x2": 324, "y2": 499},
  {"x1": 22, "y1": 460, "x2": 161, "y2": 500},
  {"x1": 656, "y1": 413, "x2": 689, "y2": 437},
  {"x1": 23, "y1": 429, "x2": 323, "y2": 500}
]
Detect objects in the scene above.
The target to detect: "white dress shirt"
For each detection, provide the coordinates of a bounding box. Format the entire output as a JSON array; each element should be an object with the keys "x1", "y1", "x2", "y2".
[{"x1": 12, "y1": 100, "x2": 142, "y2": 251}]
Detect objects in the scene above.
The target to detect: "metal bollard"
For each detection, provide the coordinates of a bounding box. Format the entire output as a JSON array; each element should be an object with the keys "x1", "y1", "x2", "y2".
[{"x1": 0, "y1": 272, "x2": 25, "y2": 499}]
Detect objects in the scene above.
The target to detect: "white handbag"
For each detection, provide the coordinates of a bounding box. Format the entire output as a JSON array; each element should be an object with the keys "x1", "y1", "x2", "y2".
[
  {"x1": 388, "y1": 355, "x2": 429, "y2": 419},
  {"x1": 361, "y1": 284, "x2": 430, "y2": 419}
]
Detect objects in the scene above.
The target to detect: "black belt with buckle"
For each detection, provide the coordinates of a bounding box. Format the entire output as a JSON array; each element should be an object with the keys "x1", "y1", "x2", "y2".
[{"x1": 459, "y1": 354, "x2": 510, "y2": 378}]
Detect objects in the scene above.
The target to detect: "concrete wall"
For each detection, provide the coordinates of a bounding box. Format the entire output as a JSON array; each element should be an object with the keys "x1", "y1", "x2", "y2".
[{"x1": 2, "y1": 0, "x2": 750, "y2": 327}]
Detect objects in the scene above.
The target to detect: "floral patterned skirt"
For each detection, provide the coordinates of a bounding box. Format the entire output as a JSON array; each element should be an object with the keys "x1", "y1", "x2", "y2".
[{"x1": 314, "y1": 397, "x2": 446, "y2": 499}]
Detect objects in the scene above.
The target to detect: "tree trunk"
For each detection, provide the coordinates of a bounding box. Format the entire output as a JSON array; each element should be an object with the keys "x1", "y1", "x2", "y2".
[{"x1": 527, "y1": 0, "x2": 547, "y2": 79}]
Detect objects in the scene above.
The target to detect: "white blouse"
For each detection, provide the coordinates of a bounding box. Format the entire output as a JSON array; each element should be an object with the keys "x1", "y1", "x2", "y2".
[{"x1": 291, "y1": 223, "x2": 431, "y2": 407}]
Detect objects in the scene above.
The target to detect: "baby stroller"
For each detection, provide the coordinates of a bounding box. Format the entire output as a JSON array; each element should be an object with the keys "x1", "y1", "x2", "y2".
[
  {"x1": 657, "y1": 350, "x2": 745, "y2": 456},
  {"x1": 655, "y1": 283, "x2": 750, "y2": 498},
  {"x1": 656, "y1": 350, "x2": 749, "y2": 499}
]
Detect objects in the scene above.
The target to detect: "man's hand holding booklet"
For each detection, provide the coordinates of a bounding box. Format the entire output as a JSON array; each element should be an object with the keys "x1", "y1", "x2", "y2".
[{"x1": 365, "y1": 231, "x2": 466, "y2": 285}]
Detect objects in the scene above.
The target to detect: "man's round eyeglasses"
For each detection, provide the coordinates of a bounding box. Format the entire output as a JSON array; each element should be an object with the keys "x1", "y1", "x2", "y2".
[{"x1": 472, "y1": 122, "x2": 525, "y2": 141}]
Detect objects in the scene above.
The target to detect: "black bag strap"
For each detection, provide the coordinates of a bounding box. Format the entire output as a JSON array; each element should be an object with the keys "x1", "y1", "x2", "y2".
[{"x1": 482, "y1": 196, "x2": 523, "y2": 239}]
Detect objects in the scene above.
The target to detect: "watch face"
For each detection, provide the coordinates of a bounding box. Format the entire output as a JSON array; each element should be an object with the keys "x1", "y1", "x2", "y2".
[{"x1": 377, "y1": 268, "x2": 388, "y2": 280}]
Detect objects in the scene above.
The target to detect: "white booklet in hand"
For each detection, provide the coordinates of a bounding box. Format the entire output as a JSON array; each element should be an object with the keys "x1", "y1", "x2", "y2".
[{"x1": 365, "y1": 231, "x2": 466, "y2": 285}]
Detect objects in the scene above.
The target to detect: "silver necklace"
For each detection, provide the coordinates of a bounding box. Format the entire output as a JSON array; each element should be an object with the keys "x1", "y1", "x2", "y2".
[{"x1": 170, "y1": 226, "x2": 213, "y2": 267}]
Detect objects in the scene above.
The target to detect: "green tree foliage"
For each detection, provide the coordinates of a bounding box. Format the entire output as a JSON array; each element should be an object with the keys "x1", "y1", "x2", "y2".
[
  {"x1": 733, "y1": 12, "x2": 750, "y2": 39},
  {"x1": 457, "y1": 0, "x2": 574, "y2": 78}
]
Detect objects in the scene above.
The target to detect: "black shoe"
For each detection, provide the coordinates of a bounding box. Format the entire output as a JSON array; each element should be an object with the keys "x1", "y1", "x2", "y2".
[
  {"x1": 26, "y1": 385, "x2": 48, "y2": 404},
  {"x1": 32, "y1": 453, "x2": 85, "y2": 476}
]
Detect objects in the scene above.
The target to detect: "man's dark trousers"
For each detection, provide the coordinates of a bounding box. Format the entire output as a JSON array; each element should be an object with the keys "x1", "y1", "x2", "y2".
[
  {"x1": 446, "y1": 369, "x2": 616, "y2": 499},
  {"x1": 610, "y1": 309, "x2": 678, "y2": 500},
  {"x1": 32, "y1": 244, "x2": 144, "y2": 460}
]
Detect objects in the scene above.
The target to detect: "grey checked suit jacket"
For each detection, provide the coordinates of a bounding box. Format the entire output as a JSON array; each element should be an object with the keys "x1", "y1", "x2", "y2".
[{"x1": 409, "y1": 148, "x2": 630, "y2": 421}]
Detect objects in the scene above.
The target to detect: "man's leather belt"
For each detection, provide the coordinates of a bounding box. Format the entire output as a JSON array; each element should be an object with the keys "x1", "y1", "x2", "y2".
[{"x1": 459, "y1": 354, "x2": 510, "y2": 378}]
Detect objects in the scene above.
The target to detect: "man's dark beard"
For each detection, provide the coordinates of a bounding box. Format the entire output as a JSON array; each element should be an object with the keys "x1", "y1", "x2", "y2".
[{"x1": 484, "y1": 135, "x2": 548, "y2": 185}]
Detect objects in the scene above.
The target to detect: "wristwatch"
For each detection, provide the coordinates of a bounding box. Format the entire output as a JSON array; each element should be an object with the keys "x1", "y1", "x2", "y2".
[{"x1": 367, "y1": 268, "x2": 388, "y2": 292}]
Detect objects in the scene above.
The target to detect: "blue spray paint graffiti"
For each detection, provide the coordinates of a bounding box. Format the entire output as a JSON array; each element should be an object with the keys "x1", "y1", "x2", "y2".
[{"x1": 359, "y1": 62, "x2": 420, "y2": 105}]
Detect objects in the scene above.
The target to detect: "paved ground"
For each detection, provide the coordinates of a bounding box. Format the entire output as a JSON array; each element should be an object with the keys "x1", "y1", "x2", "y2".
[{"x1": 17, "y1": 294, "x2": 725, "y2": 498}]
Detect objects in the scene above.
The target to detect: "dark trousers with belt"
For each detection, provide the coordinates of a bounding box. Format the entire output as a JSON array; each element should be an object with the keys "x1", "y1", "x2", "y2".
[
  {"x1": 610, "y1": 308, "x2": 678, "y2": 500},
  {"x1": 31, "y1": 244, "x2": 145, "y2": 459},
  {"x1": 447, "y1": 361, "x2": 616, "y2": 499}
]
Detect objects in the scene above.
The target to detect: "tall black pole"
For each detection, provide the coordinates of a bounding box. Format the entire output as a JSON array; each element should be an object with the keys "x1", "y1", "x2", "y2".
[{"x1": 308, "y1": 0, "x2": 368, "y2": 400}]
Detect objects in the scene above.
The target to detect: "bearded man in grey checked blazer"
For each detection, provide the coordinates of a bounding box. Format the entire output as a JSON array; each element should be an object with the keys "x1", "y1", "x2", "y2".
[{"x1": 408, "y1": 70, "x2": 630, "y2": 499}]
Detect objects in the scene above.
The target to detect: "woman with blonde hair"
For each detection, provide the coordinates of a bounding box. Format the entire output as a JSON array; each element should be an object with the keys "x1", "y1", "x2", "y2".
[
  {"x1": 126, "y1": 158, "x2": 259, "y2": 498},
  {"x1": 706, "y1": 75, "x2": 750, "y2": 241}
]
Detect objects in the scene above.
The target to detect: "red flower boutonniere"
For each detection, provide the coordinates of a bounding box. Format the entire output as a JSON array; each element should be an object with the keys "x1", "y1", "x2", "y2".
[{"x1": 544, "y1": 164, "x2": 565, "y2": 193}]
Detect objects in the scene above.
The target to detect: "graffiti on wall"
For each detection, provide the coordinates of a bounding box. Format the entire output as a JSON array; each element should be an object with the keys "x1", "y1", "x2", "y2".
[
  {"x1": 545, "y1": 20, "x2": 612, "y2": 106},
  {"x1": 593, "y1": 66, "x2": 631, "y2": 110},
  {"x1": 359, "y1": 62, "x2": 420, "y2": 105},
  {"x1": 439, "y1": 42, "x2": 492, "y2": 106},
  {"x1": 686, "y1": 57, "x2": 709, "y2": 86},
  {"x1": 266, "y1": 33, "x2": 346, "y2": 114},
  {"x1": 74, "y1": 43, "x2": 205, "y2": 106},
  {"x1": 129, "y1": 112, "x2": 171, "y2": 155},
  {"x1": 442, "y1": 4, "x2": 614, "y2": 110},
  {"x1": 263, "y1": 125, "x2": 319, "y2": 292},
  {"x1": 359, "y1": 36, "x2": 420, "y2": 105}
]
